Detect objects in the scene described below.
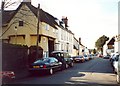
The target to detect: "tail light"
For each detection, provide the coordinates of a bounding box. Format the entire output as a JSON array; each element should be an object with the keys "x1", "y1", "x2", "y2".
[{"x1": 43, "y1": 65, "x2": 46, "y2": 68}]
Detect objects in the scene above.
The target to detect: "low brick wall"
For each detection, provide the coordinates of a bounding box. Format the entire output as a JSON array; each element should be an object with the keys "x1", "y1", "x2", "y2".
[{"x1": 2, "y1": 43, "x2": 28, "y2": 71}]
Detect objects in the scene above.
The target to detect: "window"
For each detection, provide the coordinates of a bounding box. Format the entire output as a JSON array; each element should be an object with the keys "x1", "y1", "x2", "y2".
[
  {"x1": 45, "y1": 25, "x2": 49, "y2": 30},
  {"x1": 61, "y1": 44, "x2": 63, "y2": 50},
  {"x1": 54, "y1": 58, "x2": 58, "y2": 62},
  {"x1": 19, "y1": 21, "x2": 23, "y2": 26},
  {"x1": 49, "y1": 59, "x2": 54, "y2": 63},
  {"x1": 53, "y1": 28, "x2": 55, "y2": 33}
]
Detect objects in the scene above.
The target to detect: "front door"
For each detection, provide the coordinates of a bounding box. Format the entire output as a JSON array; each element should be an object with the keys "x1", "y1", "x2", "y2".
[{"x1": 48, "y1": 38, "x2": 54, "y2": 56}]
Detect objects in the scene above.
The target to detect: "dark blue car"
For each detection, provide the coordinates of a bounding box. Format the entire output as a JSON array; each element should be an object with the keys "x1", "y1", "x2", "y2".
[{"x1": 29, "y1": 57, "x2": 62, "y2": 75}]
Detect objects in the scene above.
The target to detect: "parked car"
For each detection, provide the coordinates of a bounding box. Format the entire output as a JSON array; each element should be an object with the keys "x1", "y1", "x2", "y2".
[
  {"x1": 29, "y1": 57, "x2": 62, "y2": 75},
  {"x1": 98, "y1": 54, "x2": 103, "y2": 58},
  {"x1": 113, "y1": 54, "x2": 119, "y2": 74},
  {"x1": 83, "y1": 54, "x2": 90, "y2": 61},
  {"x1": 1, "y1": 71, "x2": 15, "y2": 84},
  {"x1": 103, "y1": 55, "x2": 110, "y2": 59},
  {"x1": 51, "y1": 51, "x2": 74, "y2": 70},
  {"x1": 88, "y1": 54, "x2": 93, "y2": 60},
  {"x1": 73, "y1": 55, "x2": 85, "y2": 63},
  {"x1": 71, "y1": 56, "x2": 77, "y2": 62},
  {"x1": 110, "y1": 52, "x2": 119, "y2": 66}
]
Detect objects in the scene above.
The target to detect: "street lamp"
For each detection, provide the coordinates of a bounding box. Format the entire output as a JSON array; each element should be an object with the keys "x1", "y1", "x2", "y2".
[{"x1": 14, "y1": 26, "x2": 17, "y2": 44}]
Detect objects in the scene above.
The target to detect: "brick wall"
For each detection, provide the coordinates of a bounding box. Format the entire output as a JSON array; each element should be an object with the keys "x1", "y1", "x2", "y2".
[{"x1": 2, "y1": 43, "x2": 28, "y2": 71}]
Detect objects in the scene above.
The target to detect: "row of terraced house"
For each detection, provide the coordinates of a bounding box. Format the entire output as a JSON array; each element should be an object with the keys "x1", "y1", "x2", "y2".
[{"x1": 1, "y1": 0, "x2": 88, "y2": 58}]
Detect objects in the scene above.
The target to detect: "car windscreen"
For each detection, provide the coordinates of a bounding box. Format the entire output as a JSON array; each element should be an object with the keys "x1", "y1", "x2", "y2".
[
  {"x1": 34, "y1": 58, "x2": 50, "y2": 63},
  {"x1": 84, "y1": 55, "x2": 87, "y2": 57},
  {"x1": 78, "y1": 56, "x2": 83, "y2": 58}
]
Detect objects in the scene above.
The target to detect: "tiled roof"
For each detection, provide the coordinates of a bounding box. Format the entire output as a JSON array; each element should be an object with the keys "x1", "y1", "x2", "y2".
[
  {"x1": 2, "y1": 10, "x2": 15, "y2": 25},
  {"x1": 2, "y1": 2, "x2": 58, "y2": 29},
  {"x1": 25, "y1": 2, "x2": 58, "y2": 29},
  {"x1": 2, "y1": 2, "x2": 75, "y2": 35},
  {"x1": 107, "y1": 37, "x2": 115, "y2": 45}
]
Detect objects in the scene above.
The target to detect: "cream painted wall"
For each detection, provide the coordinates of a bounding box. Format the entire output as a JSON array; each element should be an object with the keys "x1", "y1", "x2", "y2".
[
  {"x1": 2, "y1": 4, "x2": 38, "y2": 40},
  {"x1": 41, "y1": 22, "x2": 57, "y2": 39},
  {"x1": 2, "y1": 3, "x2": 58, "y2": 57}
]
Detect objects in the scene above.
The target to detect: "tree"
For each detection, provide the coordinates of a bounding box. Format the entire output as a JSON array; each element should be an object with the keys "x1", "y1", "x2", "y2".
[
  {"x1": 95, "y1": 35, "x2": 109, "y2": 54},
  {"x1": 93, "y1": 48, "x2": 97, "y2": 54},
  {"x1": 2, "y1": 0, "x2": 20, "y2": 10}
]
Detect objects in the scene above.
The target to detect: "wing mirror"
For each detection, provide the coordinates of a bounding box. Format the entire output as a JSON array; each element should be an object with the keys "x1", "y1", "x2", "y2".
[{"x1": 59, "y1": 62, "x2": 62, "y2": 65}]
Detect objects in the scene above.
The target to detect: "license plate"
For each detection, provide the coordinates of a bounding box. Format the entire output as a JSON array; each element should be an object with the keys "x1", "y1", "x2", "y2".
[
  {"x1": 33, "y1": 66, "x2": 40, "y2": 68},
  {"x1": 76, "y1": 60, "x2": 80, "y2": 61}
]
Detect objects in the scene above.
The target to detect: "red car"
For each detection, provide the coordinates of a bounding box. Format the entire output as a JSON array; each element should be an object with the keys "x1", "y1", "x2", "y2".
[
  {"x1": 98, "y1": 54, "x2": 103, "y2": 58},
  {"x1": 0, "y1": 71, "x2": 15, "y2": 84}
]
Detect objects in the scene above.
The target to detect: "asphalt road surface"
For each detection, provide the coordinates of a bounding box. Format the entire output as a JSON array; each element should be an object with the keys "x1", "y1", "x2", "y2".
[{"x1": 12, "y1": 57, "x2": 118, "y2": 85}]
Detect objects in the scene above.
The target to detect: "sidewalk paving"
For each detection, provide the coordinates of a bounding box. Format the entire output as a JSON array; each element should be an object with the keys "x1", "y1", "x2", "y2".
[
  {"x1": 14, "y1": 68, "x2": 30, "y2": 80},
  {"x1": 2, "y1": 68, "x2": 30, "y2": 84}
]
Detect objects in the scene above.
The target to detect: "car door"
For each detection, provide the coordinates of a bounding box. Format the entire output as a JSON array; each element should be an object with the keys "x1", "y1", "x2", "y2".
[
  {"x1": 49, "y1": 58, "x2": 62, "y2": 71},
  {"x1": 53, "y1": 58, "x2": 62, "y2": 68}
]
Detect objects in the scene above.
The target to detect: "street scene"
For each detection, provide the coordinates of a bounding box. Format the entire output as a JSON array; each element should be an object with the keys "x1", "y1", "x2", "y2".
[
  {"x1": 12, "y1": 57, "x2": 118, "y2": 85},
  {"x1": 1, "y1": 0, "x2": 120, "y2": 86}
]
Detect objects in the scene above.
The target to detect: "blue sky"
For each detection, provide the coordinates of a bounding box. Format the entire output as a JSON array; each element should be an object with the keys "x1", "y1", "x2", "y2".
[{"x1": 2, "y1": 0, "x2": 120, "y2": 49}]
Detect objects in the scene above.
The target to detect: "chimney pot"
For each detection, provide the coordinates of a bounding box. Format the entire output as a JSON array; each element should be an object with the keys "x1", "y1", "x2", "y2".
[{"x1": 62, "y1": 16, "x2": 68, "y2": 28}]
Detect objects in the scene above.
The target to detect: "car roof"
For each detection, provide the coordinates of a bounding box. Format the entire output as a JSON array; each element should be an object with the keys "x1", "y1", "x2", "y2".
[{"x1": 51, "y1": 51, "x2": 68, "y2": 54}]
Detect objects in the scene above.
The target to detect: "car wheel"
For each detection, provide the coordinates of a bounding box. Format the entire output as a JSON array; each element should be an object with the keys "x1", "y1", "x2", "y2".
[
  {"x1": 82, "y1": 60, "x2": 84, "y2": 63},
  {"x1": 49, "y1": 68, "x2": 53, "y2": 75},
  {"x1": 65, "y1": 64, "x2": 69, "y2": 69},
  {"x1": 117, "y1": 74, "x2": 120, "y2": 83},
  {"x1": 70, "y1": 62, "x2": 74, "y2": 67}
]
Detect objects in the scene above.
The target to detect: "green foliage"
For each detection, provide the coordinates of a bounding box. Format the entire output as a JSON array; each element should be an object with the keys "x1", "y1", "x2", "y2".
[
  {"x1": 93, "y1": 49, "x2": 97, "y2": 54},
  {"x1": 95, "y1": 35, "x2": 109, "y2": 51}
]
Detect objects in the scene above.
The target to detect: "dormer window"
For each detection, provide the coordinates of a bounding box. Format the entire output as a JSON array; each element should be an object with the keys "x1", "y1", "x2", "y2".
[{"x1": 19, "y1": 21, "x2": 23, "y2": 26}]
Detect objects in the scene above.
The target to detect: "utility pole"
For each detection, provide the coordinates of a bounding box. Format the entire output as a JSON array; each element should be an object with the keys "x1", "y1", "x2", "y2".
[
  {"x1": 2, "y1": 1, "x2": 4, "y2": 12},
  {"x1": 78, "y1": 37, "x2": 81, "y2": 55},
  {"x1": 14, "y1": 26, "x2": 17, "y2": 44},
  {"x1": 36, "y1": 4, "x2": 40, "y2": 59}
]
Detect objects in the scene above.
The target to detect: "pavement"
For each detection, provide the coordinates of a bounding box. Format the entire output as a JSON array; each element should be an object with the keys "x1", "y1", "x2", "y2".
[
  {"x1": 14, "y1": 68, "x2": 30, "y2": 80},
  {"x1": 1, "y1": 68, "x2": 30, "y2": 84}
]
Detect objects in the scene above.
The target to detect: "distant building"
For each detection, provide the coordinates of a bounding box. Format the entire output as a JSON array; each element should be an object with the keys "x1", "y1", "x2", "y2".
[
  {"x1": 103, "y1": 37, "x2": 115, "y2": 55},
  {"x1": 54, "y1": 18, "x2": 74, "y2": 56},
  {"x1": 73, "y1": 37, "x2": 79, "y2": 56}
]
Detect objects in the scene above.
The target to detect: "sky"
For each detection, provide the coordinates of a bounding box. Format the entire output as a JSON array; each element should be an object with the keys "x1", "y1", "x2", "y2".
[{"x1": 1, "y1": 0, "x2": 120, "y2": 49}]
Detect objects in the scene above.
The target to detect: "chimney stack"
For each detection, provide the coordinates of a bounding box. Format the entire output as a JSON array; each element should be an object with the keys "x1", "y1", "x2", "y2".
[
  {"x1": 62, "y1": 16, "x2": 68, "y2": 28},
  {"x1": 79, "y1": 37, "x2": 81, "y2": 44}
]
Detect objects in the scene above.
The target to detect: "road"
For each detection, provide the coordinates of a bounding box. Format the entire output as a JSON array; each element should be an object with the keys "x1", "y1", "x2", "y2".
[{"x1": 12, "y1": 57, "x2": 118, "y2": 85}]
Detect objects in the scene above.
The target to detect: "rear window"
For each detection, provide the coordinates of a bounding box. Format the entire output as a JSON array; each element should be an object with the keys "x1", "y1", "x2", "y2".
[
  {"x1": 84, "y1": 55, "x2": 87, "y2": 57},
  {"x1": 52, "y1": 53, "x2": 62, "y2": 57},
  {"x1": 51, "y1": 52, "x2": 70, "y2": 58}
]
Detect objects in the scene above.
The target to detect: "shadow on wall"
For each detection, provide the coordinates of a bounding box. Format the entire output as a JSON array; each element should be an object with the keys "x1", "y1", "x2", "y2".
[{"x1": 2, "y1": 43, "x2": 44, "y2": 71}]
